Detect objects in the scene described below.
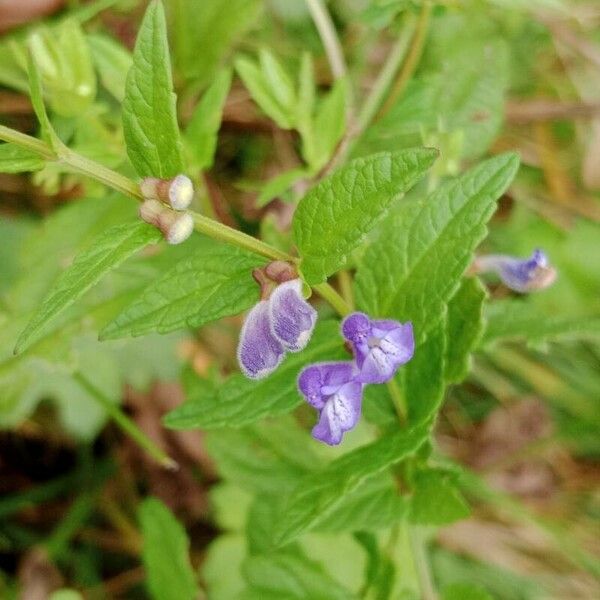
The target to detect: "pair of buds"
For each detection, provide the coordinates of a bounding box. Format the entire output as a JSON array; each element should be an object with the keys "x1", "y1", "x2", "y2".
[{"x1": 139, "y1": 175, "x2": 195, "y2": 244}]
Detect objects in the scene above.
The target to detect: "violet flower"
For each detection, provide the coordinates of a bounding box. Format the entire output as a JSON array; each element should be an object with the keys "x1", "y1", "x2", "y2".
[
  {"x1": 474, "y1": 249, "x2": 556, "y2": 293},
  {"x1": 237, "y1": 300, "x2": 285, "y2": 379},
  {"x1": 298, "y1": 362, "x2": 363, "y2": 445},
  {"x1": 237, "y1": 278, "x2": 316, "y2": 379},
  {"x1": 342, "y1": 312, "x2": 414, "y2": 384},
  {"x1": 269, "y1": 279, "x2": 317, "y2": 352}
]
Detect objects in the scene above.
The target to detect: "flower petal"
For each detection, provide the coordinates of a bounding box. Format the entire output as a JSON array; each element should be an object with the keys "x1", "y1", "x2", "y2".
[
  {"x1": 298, "y1": 361, "x2": 355, "y2": 409},
  {"x1": 311, "y1": 381, "x2": 363, "y2": 445},
  {"x1": 237, "y1": 300, "x2": 285, "y2": 379},
  {"x1": 341, "y1": 312, "x2": 371, "y2": 344},
  {"x1": 269, "y1": 279, "x2": 317, "y2": 351}
]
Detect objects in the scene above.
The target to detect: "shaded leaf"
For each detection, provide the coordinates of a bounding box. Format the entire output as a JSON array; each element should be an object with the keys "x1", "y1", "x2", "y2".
[
  {"x1": 16, "y1": 221, "x2": 160, "y2": 354},
  {"x1": 139, "y1": 497, "x2": 199, "y2": 600}
]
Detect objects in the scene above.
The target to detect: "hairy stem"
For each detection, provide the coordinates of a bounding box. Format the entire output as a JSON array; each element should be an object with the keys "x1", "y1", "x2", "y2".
[
  {"x1": 74, "y1": 373, "x2": 178, "y2": 470},
  {"x1": 304, "y1": 0, "x2": 347, "y2": 80}
]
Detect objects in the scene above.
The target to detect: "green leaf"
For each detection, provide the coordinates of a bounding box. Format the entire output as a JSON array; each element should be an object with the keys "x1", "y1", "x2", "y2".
[
  {"x1": 354, "y1": 153, "x2": 519, "y2": 336},
  {"x1": 235, "y1": 56, "x2": 294, "y2": 129},
  {"x1": 100, "y1": 238, "x2": 265, "y2": 339},
  {"x1": 123, "y1": 0, "x2": 184, "y2": 178},
  {"x1": 293, "y1": 149, "x2": 438, "y2": 284},
  {"x1": 0, "y1": 144, "x2": 45, "y2": 173},
  {"x1": 400, "y1": 317, "x2": 447, "y2": 425},
  {"x1": 185, "y1": 69, "x2": 232, "y2": 170},
  {"x1": 258, "y1": 48, "x2": 295, "y2": 113},
  {"x1": 15, "y1": 221, "x2": 160, "y2": 354},
  {"x1": 203, "y1": 534, "x2": 247, "y2": 599},
  {"x1": 481, "y1": 300, "x2": 600, "y2": 347},
  {"x1": 88, "y1": 33, "x2": 133, "y2": 102},
  {"x1": 204, "y1": 419, "x2": 322, "y2": 494},
  {"x1": 242, "y1": 549, "x2": 357, "y2": 600},
  {"x1": 314, "y1": 476, "x2": 408, "y2": 534},
  {"x1": 409, "y1": 468, "x2": 470, "y2": 526},
  {"x1": 308, "y1": 78, "x2": 348, "y2": 171},
  {"x1": 167, "y1": 0, "x2": 261, "y2": 86},
  {"x1": 270, "y1": 423, "x2": 429, "y2": 547},
  {"x1": 163, "y1": 320, "x2": 346, "y2": 429},
  {"x1": 256, "y1": 168, "x2": 307, "y2": 207},
  {"x1": 139, "y1": 497, "x2": 199, "y2": 600},
  {"x1": 29, "y1": 19, "x2": 97, "y2": 118},
  {"x1": 26, "y1": 51, "x2": 60, "y2": 149},
  {"x1": 442, "y1": 582, "x2": 494, "y2": 600},
  {"x1": 445, "y1": 277, "x2": 487, "y2": 384}
]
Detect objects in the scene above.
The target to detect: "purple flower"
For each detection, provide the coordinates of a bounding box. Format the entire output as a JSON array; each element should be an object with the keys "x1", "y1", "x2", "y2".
[
  {"x1": 298, "y1": 362, "x2": 363, "y2": 445},
  {"x1": 237, "y1": 300, "x2": 285, "y2": 379},
  {"x1": 475, "y1": 249, "x2": 556, "y2": 293},
  {"x1": 342, "y1": 312, "x2": 414, "y2": 384},
  {"x1": 269, "y1": 279, "x2": 317, "y2": 352}
]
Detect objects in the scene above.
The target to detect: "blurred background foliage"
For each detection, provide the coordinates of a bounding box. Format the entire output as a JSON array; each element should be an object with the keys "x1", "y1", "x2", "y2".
[{"x1": 0, "y1": 0, "x2": 599, "y2": 598}]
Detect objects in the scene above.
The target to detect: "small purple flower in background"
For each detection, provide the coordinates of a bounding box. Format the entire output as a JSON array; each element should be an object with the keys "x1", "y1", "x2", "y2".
[
  {"x1": 342, "y1": 312, "x2": 414, "y2": 384},
  {"x1": 237, "y1": 300, "x2": 285, "y2": 379},
  {"x1": 473, "y1": 248, "x2": 557, "y2": 293},
  {"x1": 298, "y1": 362, "x2": 363, "y2": 445},
  {"x1": 269, "y1": 279, "x2": 317, "y2": 352}
]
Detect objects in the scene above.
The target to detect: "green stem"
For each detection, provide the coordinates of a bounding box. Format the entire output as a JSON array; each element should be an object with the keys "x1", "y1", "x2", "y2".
[
  {"x1": 355, "y1": 17, "x2": 416, "y2": 134},
  {"x1": 313, "y1": 282, "x2": 352, "y2": 317},
  {"x1": 61, "y1": 147, "x2": 143, "y2": 200},
  {"x1": 74, "y1": 373, "x2": 178, "y2": 470},
  {"x1": 377, "y1": 1, "x2": 432, "y2": 120},
  {"x1": 0, "y1": 124, "x2": 55, "y2": 159},
  {"x1": 304, "y1": 0, "x2": 347, "y2": 80},
  {"x1": 408, "y1": 527, "x2": 438, "y2": 600},
  {"x1": 321, "y1": 16, "x2": 417, "y2": 174},
  {"x1": 387, "y1": 376, "x2": 407, "y2": 424},
  {"x1": 191, "y1": 212, "x2": 293, "y2": 262}
]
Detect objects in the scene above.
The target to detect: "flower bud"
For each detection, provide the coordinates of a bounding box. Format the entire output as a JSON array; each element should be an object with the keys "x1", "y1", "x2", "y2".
[
  {"x1": 139, "y1": 199, "x2": 164, "y2": 226},
  {"x1": 140, "y1": 174, "x2": 194, "y2": 210},
  {"x1": 157, "y1": 210, "x2": 194, "y2": 245}
]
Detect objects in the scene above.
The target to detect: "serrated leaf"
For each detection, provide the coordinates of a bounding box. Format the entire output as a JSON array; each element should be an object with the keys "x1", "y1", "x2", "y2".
[
  {"x1": 293, "y1": 149, "x2": 437, "y2": 284},
  {"x1": 409, "y1": 468, "x2": 470, "y2": 525},
  {"x1": 163, "y1": 320, "x2": 345, "y2": 429},
  {"x1": 101, "y1": 239, "x2": 265, "y2": 339},
  {"x1": 355, "y1": 153, "x2": 519, "y2": 337},
  {"x1": 123, "y1": 0, "x2": 183, "y2": 178},
  {"x1": 270, "y1": 423, "x2": 429, "y2": 547},
  {"x1": 481, "y1": 300, "x2": 600, "y2": 347},
  {"x1": 0, "y1": 143, "x2": 45, "y2": 173},
  {"x1": 242, "y1": 549, "x2": 357, "y2": 600},
  {"x1": 139, "y1": 497, "x2": 199, "y2": 600},
  {"x1": 15, "y1": 221, "x2": 160, "y2": 354},
  {"x1": 185, "y1": 68, "x2": 231, "y2": 170},
  {"x1": 88, "y1": 33, "x2": 133, "y2": 102},
  {"x1": 445, "y1": 277, "x2": 487, "y2": 384}
]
